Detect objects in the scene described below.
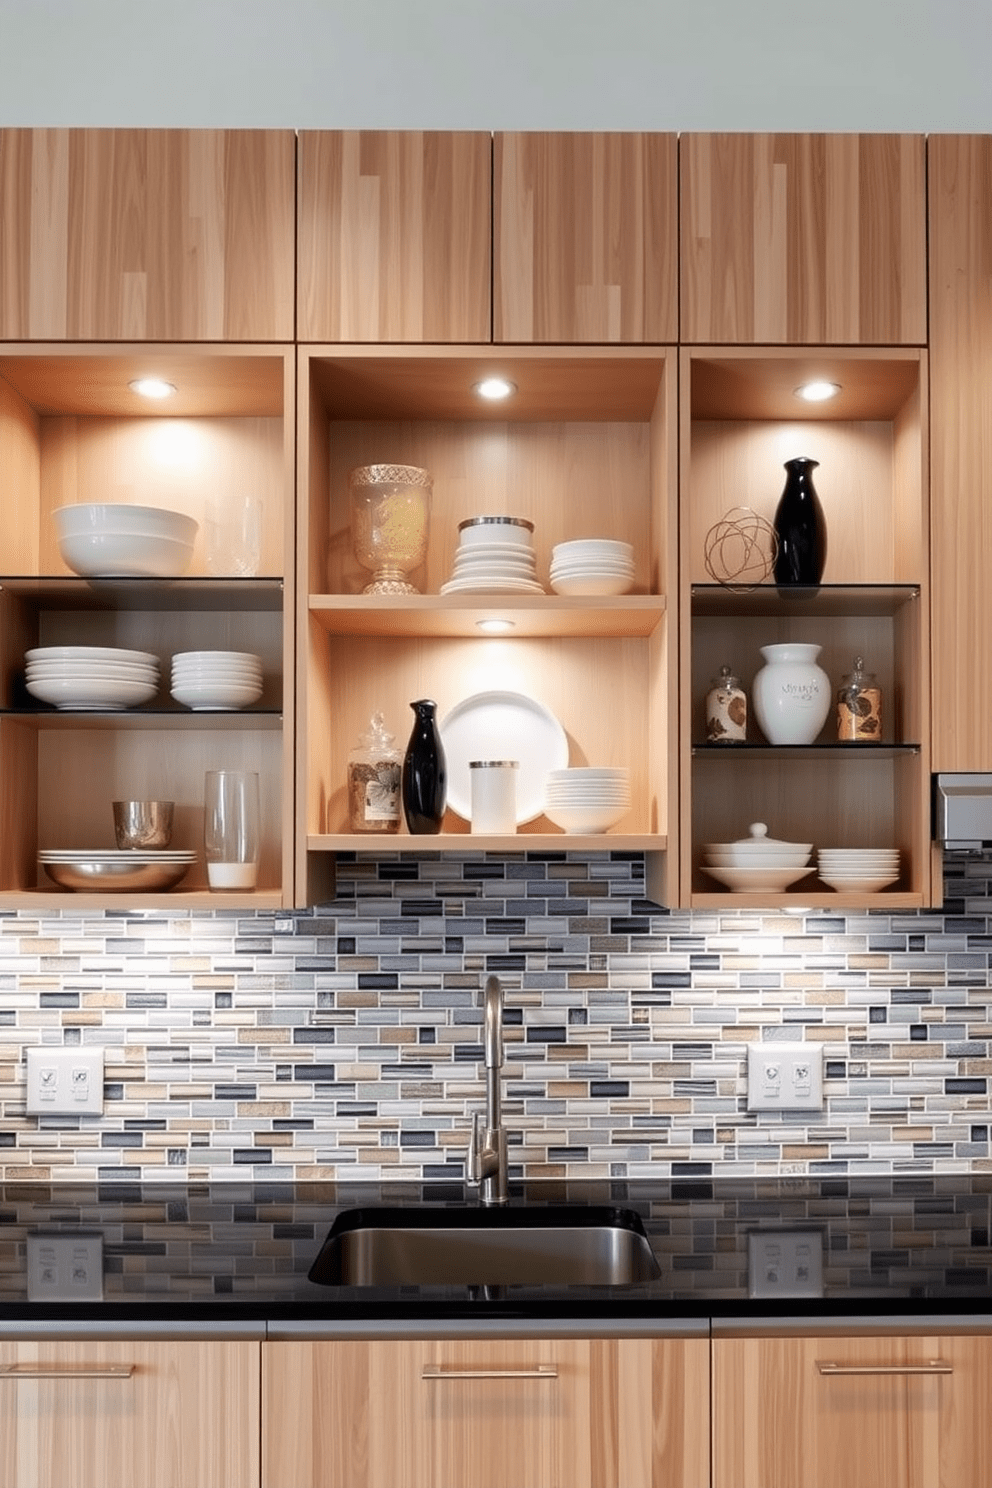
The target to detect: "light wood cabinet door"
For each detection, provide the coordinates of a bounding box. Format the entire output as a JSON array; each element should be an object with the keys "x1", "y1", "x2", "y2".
[
  {"x1": 263, "y1": 1335, "x2": 709, "y2": 1488},
  {"x1": 713, "y1": 1333, "x2": 992, "y2": 1488},
  {"x1": 0, "y1": 1339, "x2": 260, "y2": 1488},
  {"x1": 0, "y1": 129, "x2": 295, "y2": 341},
  {"x1": 680, "y1": 134, "x2": 927, "y2": 344},
  {"x1": 494, "y1": 132, "x2": 677, "y2": 343},
  {"x1": 929, "y1": 134, "x2": 992, "y2": 770},
  {"x1": 297, "y1": 131, "x2": 491, "y2": 343}
]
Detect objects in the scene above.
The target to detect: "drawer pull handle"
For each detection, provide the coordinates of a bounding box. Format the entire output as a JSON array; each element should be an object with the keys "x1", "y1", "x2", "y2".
[
  {"x1": 422, "y1": 1366, "x2": 558, "y2": 1382},
  {"x1": 817, "y1": 1360, "x2": 952, "y2": 1377},
  {"x1": 0, "y1": 1364, "x2": 134, "y2": 1380}
]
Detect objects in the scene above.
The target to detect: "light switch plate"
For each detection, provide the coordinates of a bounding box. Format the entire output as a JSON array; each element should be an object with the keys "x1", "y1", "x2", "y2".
[
  {"x1": 25, "y1": 1047, "x2": 105, "y2": 1116},
  {"x1": 27, "y1": 1232, "x2": 104, "y2": 1302},
  {"x1": 747, "y1": 1041, "x2": 823, "y2": 1111}
]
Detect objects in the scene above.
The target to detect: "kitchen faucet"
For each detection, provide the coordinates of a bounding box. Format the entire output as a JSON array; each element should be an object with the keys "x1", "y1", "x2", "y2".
[{"x1": 467, "y1": 974, "x2": 508, "y2": 1204}]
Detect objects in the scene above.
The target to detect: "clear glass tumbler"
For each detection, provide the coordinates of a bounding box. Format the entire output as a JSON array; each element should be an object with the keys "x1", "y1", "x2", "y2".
[{"x1": 204, "y1": 770, "x2": 260, "y2": 890}]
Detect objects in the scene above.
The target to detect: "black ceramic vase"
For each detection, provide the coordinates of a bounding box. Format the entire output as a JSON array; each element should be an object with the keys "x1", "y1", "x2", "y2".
[
  {"x1": 772, "y1": 456, "x2": 827, "y2": 594},
  {"x1": 402, "y1": 699, "x2": 447, "y2": 834}
]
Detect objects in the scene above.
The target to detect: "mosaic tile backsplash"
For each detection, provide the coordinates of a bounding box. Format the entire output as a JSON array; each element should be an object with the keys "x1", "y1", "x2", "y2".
[{"x1": 1, "y1": 850, "x2": 992, "y2": 1186}]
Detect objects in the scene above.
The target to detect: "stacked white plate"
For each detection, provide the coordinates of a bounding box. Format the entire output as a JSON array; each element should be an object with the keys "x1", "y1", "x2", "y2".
[
  {"x1": 549, "y1": 539, "x2": 635, "y2": 596},
  {"x1": 544, "y1": 767, "x2": 631, "y2": 834},
  {"x1": 440, "y1": 516, "x2": 544, "y2": 595},
  {"x1": 25, "y1": 645, "x2": 160, "y2": 711},
  {"x1": 700, "y1": 821, "x2": 814, "y2": 892},
  {"x1": 817, "y1": 847, "x2": 901, "y2": 892},
  {"x1": 170, "y1": 650, "x2": 263, "y2": 711}
]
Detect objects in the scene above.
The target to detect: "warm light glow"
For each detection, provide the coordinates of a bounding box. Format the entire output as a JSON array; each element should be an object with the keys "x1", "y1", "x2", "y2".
[
  {"x1": 794, "y1": 380, "x2": 841, "y2": 403},
  {"x1": 475, "y1": 618, "x2": 516, "y2": 634},
  {"x1": 473, "y1": 377, "x2": 517, "y2": 401},
  {"x1": 129, "y1": 377, "x2": 177, "y2": 399}
]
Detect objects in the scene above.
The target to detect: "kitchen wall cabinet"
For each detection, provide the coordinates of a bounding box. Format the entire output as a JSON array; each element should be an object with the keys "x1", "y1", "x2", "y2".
[
  {"x1": 0, "y1": 344, "x2": 296, "y2": 908},
  {"x1": 0, "y1": 130, "x2": 295, "y2": 342},
  {"x1": 263, "y1": 1335, "x2": 708, "y2": 1488},
  {"x1": 712, "y1": 1332, "x2": 992, "y2": 1488},
  {"x1": 680, "y1": 134, "x2": 927, "y2": 345},
  {"x1": 295, "y1": 343, "x2": 678, "y2": 907},
  {"x1": 296, "y1": 131, "x2": 492, "y2": 343},
  {"x1": 0, "y1": 1338, "x2": 260, "y2": 1488},
  {"x1": 678, "y1": 346, "x2": 932, "y2": 907},
  {"x1": 928, "y1": 134, "x2": 992, "y2": 771},
  {"x1": 493, "y1": 132, "x2": 677, "y2": 344}
]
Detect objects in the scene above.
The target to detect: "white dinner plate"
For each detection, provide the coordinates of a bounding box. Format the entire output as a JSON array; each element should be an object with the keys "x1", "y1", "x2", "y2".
[{"x1": 439, "y1": 690, "x2": 569, "y2": 823}]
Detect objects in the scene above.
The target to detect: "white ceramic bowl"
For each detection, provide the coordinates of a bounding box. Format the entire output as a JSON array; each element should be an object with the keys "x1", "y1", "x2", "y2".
[
  {"x1": 700, "y1": 864, "x2": 817, "y2": 892},
  {"x1": 549, "y1": 572, "x2": 635, "y2": 596},
  {"x1": 819, "y1": 872, "x2": 900, "y2": 892},
  {"x1": 457, "y1": 517, "x2": 535, "y2": 549},
  {"x1": 25, "y1": 674, "x2": 159, "y2": 710},
  {"x1": 170, "y1": 679, "x2": 263, "y2": 711},
  {"x1": 543, "y1": 800, "x2": 630, "y2": 834},
  {"x1": 53, "y1": 503, "x2": 199, "y2": 578},
  {"x1": 705, "y1": 849, "x2": 811, "y2": 869},
  {"x1": 171, "y1": 650, "x2": 262, "y2": 666},
  {"x1": 27, "y1": 645, "x2": 159, "y2": 666},
  {"x1": 552, "y1": 539, "x2": 633, "y2": 561}
]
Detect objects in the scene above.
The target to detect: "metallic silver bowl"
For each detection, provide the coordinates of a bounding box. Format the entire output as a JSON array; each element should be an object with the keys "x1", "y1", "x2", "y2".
[
  {"x1": 112, "y1": 799, "x2": 174, "y2": 850},
  {"x1": 42, "y1": 857, "x2": 192, "y2": 892}
]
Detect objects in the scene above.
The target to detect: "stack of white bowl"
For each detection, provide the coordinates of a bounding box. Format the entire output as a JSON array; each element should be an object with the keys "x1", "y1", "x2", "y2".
[
  {"x1": 817, "y1": 847, "x2": 900, "y2": 892},
  {"x1": 440, "y1": 516, "x2": 544, "y2": 594},
  {"x1": 170, "y1": 650, "x2": 263, "y2": 711},
  {"x1": 549, "y1": 539, "x2": 635, "y2": 596},
  {"x1": 52, "y1": 502, "x2": 198, "y2": 578},
  {"x1": 700, "y1": 822, "x2": 814, "y2": 892},
  {"x1": 25, "y1": 646, "x2": 159, "y2": 711},
  {"x1": 543, "y1": 767, "x2": 631, "y2": 834}
]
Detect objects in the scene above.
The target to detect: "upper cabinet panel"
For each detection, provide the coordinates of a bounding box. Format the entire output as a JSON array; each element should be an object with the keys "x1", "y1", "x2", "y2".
[
  {"x1": 929, "y1": 134, "x2": 992, "y2": 772},
  {"x1": 0, "y1": 129, "x2": 296, "y2": 341},
  {"x1": 680, "y1": 134, "x2": 927, "y2": 345},
  {"x1": 494, "y1": 132, "x2": 677, "y2": 344},
  {"x1": 297, "y1": 131, "x2": 491, "y2": 343}
]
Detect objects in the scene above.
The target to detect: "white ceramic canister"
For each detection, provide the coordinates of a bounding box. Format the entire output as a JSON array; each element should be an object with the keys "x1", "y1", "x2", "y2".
[
  {"x1": 469, "y1": 760, "x2": 519, "y2": 834},
  {"x1": 752, "y1": 643, "x2": 831, "y2": 745}
]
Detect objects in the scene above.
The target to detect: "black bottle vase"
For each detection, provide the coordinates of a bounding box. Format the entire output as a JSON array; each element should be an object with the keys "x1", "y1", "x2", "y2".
[
  {"x1": 402, "y1": 699, "x2": 447, "y2": 834},
  {"x1": 772, "y1": 456, "x2": 827, "y2": 593}
]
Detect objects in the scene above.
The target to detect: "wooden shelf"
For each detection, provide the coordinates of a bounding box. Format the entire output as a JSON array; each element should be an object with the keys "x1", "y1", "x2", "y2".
[
  {"x1": 9, "y1": 888, "x2": 286, "y2": 911},
  {"x1": 309, "y1": 833, "x2": 667, "y2": 854},
  {"x1": 309, "y1": 594, "x2": 665, "y2": 639}
]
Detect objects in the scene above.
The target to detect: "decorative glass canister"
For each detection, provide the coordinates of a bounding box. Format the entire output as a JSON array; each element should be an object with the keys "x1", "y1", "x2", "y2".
[
  {"x1": 347, "y1": 712, "x2": 402, "y2": 832},
  {"x1": 705, "y1": 664, "x2": 747, "y2": 743},
  {"x1": 836, "y1": 656, "x2": 882, "y2": 742},
  {"x1": 349, "y1": 463, "x2": 433, "y2": 595}
]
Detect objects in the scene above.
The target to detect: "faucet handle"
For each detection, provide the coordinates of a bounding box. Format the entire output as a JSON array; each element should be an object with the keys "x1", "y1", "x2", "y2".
[{"x1": 466, "y1": 1109, "x2": 482, "y2": 1185}]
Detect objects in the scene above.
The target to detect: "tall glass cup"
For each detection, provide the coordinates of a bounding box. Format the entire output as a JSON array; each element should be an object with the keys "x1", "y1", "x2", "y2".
[{"x1": 204, "y1": 771, "x2": 260, "y2": 890}]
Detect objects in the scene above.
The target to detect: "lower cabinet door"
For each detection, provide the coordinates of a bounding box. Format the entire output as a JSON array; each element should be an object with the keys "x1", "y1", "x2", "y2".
[
  {"x1": 713, "y1": 1333, "x2": 992, "y2": 1488},
  {"x1": 0, "y1": 1339, "x2": 260, "y2": 1488},
  {"x1": 263, "y1": 1336, "x2": 709, "y2": 1488}
]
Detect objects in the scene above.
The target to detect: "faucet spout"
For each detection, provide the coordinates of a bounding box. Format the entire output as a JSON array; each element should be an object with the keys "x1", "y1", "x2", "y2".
[{"x1": 468, "y1": 975, "x2": 509, "y2": 1204}]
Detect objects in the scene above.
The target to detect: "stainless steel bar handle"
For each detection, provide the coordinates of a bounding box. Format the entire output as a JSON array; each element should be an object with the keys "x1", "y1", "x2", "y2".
[
  {"x1": 817, "y1": 1360, "x2": 952, "y2": 1377},
  {"x1": 422, "y1": 1365, "x2": 558, "y2": 1381},
  {"x1": 0, "y1": 1364, "x2": 134, "y2": 1379}
]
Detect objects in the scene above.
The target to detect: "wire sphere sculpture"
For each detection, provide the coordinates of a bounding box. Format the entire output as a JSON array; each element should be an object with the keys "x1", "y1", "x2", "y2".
[{"x1": 703, "y1": 507, "x2": 778, "y2": 592}]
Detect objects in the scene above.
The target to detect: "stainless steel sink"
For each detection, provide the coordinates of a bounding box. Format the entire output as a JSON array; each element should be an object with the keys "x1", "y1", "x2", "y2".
[{"x1": 308, "y1": 1205, "x2": 661, "y2": 1287}]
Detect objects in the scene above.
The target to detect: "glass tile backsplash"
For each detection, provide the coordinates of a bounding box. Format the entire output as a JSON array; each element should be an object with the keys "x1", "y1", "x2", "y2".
[{"x1": 1, "y1": 850, "x2": 991, "y2": 1184}]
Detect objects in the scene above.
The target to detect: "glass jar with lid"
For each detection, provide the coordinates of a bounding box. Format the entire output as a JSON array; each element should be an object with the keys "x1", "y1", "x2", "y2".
[
  {"x1": 705, "y1": 664, "x2": 747, "y2": 743},
  {"x1": 836, "y1": 656, "x2": 882, "y2": 742},
  {"x1": 347, "y1": 712, "x2": 402, "y2": 832}
]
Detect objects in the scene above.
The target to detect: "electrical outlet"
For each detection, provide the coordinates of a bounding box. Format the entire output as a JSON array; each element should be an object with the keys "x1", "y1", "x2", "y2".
[
  {"x1": 747, "y1": 1041, "x2": 823, "y2": 1111},
  {"x1": 27, "y1": 1232, "x2": 104, "y2": 1302},
  {"x1": 748, "y1": 1230, "x2": 824, "y2": 1298},
  {"x1": 25, "y1": 1047, "x2": 104, "y2": 1116}
]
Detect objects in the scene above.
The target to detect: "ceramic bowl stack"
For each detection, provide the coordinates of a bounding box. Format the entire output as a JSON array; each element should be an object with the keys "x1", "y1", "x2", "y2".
[
  {"x1": 700, "y1": 821, "x2": 815, "y2": 892},
  {"x1": 440, "y1": 516, "x2": 544, "y2": 595},
  {"x1": 543, "y1": 767, "x2": 631, "y2": 834},
  {"x1": 817, "y1": 847, "x2": 901, "y2": 893},
  {"x1": 53, "y1": 503, "x2": 199, "y2": 578},
  {"x1": 24, "y1": 645, "x2": 160, "y2": 711},
  {"x1": 549, "y1": 539, "x2": 635, "y2": 596},
  {"x1": 170, "y1": 650, "x2": 263, "y2": 711}
]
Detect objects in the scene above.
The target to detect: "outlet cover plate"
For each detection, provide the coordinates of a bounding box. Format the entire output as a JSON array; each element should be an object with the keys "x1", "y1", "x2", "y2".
[
  {"x1": 748, "y1": 1230, "x2": 824, "y2": 1298},
  {"x1": 25, "y1": 1047, "x2": 104, "y2": 1116},
  {"x1": 747, "y1": 1041, "x2": 823, "y2": 1111},
  {"x1": 27, "y1": 1232, "x2": 104, "y2": 1302}
]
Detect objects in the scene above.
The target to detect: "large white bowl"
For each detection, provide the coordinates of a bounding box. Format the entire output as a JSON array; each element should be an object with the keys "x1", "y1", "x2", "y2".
[
  {"x1": 544, "y1": 800, "x2": 630, "y2": 834},
  {"x1": 701, "y1": 864, "x2": 817, "y2": 892},
  {"x1": 457, "y1": 516, "x2": 535, "y2": 548},
  {"x1": 819, "y1": 872, "x2": 900, "y2": 893},
  {"x1": 26, "y1": 674, "x2": 159, "y2": 710},
  {"x1": 705, "y1": 849, "x2": 811, "y2": 869},
  {"x1": 170, "y1": 679, "x2": 263, "y2": 711},
  {"x1": 53, "y1": 503, "x2": 199, "y2": 578},
  {"x1": 27, "y1": 645, "x2": 159, "y2": 666},
  {"x1": 549, "y1": 572, "x2": 635, "y2": 596}
]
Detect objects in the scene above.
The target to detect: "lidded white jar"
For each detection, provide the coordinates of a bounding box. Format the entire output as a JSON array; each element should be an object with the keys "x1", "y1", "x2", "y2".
[{"x1": 752, "y1": 643, "x2": 831, "y2": 745}]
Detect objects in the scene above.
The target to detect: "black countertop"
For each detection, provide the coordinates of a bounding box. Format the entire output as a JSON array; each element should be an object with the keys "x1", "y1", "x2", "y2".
[{"x1": 2, "y1": 1176, "x2": 992, "y2": 1329}]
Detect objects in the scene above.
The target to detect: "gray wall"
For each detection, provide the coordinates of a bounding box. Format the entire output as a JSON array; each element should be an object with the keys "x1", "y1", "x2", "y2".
[{"x1": 1, "y1": 0, "x2": 991, "y2": 131}]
